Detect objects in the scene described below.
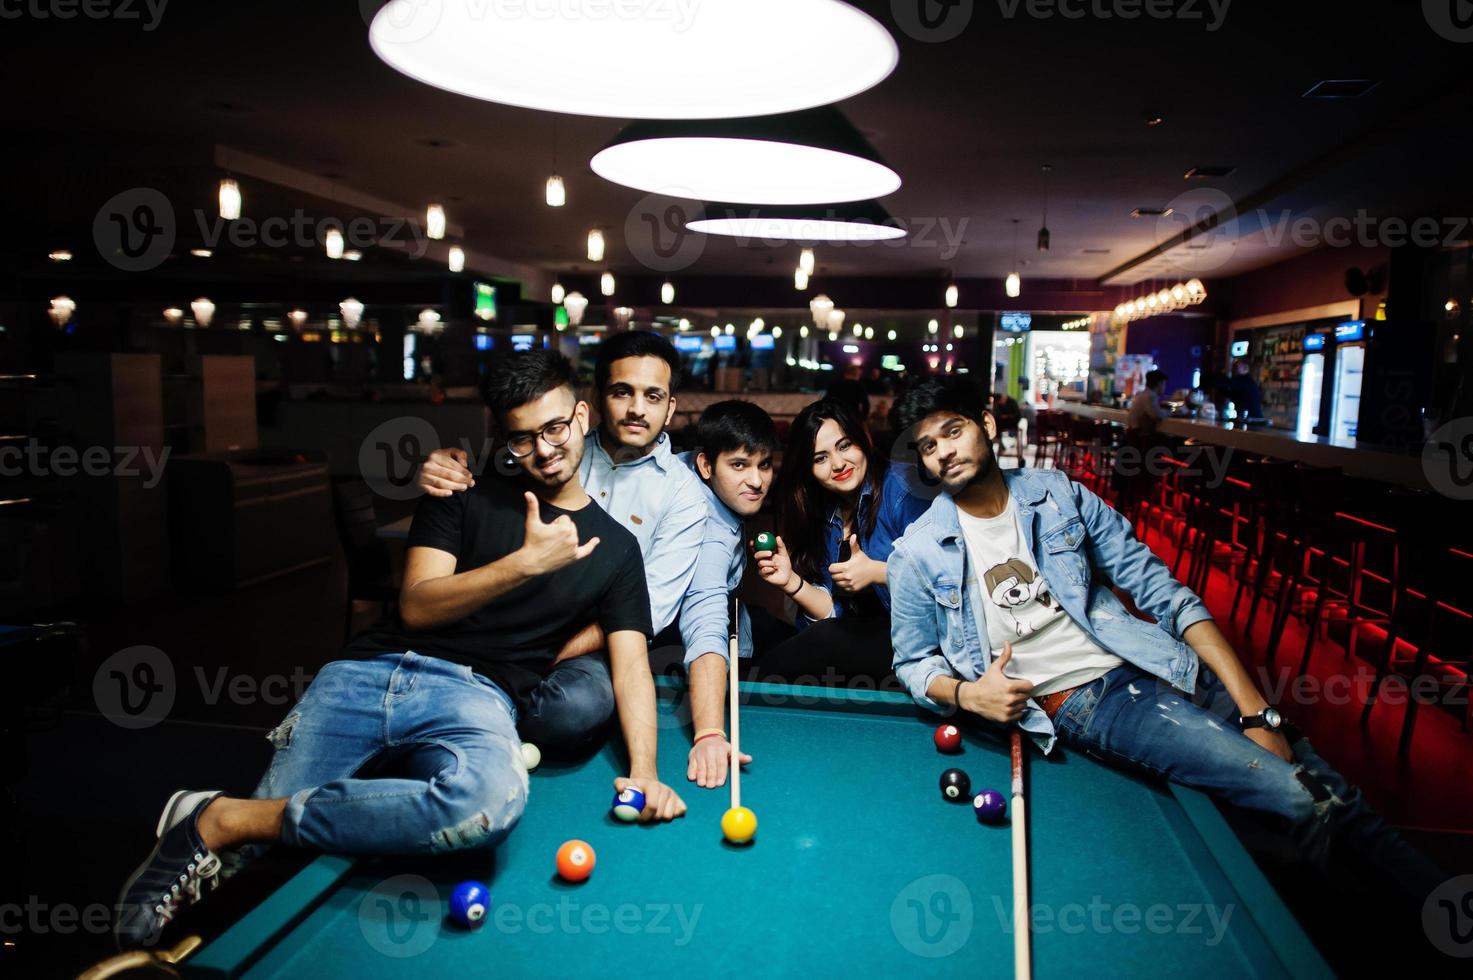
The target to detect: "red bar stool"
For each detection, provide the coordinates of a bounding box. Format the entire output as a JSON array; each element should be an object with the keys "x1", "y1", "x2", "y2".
[
  {"x1": 1230, "y1": 458, "x2": 1296, "y2": 632},
  {"x1": 1030, "y1": 410, "x2": 1069, "y2": 469}
]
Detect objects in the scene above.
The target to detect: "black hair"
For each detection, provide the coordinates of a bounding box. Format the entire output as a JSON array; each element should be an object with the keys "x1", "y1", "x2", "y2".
[
  {"x1": 1146, "y1": 369, "x2": 1169, "y2": 388},
  {"x1": 777, "y1": 398, "x2": 886, "y2": 587},
  {"x1": 594, "y1": 330, "x2": 682, "y2": 393},
  {"x1": 483, "y1": 349, "x2": 576, "y2": 418},
  {"x1": 891, "y1": 377, "x2": 989, "y2": 435},
  {"x1": 695, "y1": 400, "x2": 780, "y2": 462}
]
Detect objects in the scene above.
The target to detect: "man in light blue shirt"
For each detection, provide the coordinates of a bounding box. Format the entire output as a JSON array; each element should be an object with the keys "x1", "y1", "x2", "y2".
[
  {"x1": 418, "y1": 332, "x2": 707, "y2": 751},
  {"x1": 673, "y1": 401, "x2": 780, "y2": 789}
]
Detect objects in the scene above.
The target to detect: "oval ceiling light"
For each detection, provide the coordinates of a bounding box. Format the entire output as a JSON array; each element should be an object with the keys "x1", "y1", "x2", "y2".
[
  {"x1": 368, "y1": 0, "x2": 897, "y2": 119},
  {"x1": 590, "y1": 108, "x2": 900, "y2": 205},
  {"x1": 688, "y1": 201, "x2": 906, "y2": 243}
]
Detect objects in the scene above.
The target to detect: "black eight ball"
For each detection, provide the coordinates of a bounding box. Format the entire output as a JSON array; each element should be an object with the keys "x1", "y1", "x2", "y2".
[{"x1": 939, "y1": 768, "x2": 972, "y2": 801}]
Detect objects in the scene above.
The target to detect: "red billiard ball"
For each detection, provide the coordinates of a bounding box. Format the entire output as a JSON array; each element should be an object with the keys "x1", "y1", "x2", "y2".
[{"x1": 934, "y1": 724, "x2": 962, "y2": 753}]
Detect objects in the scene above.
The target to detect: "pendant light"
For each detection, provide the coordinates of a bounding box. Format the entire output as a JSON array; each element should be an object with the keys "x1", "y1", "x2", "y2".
[
  {"x1": 325, "y1": 227, "x2": 345, "y2": 259},
  {"x1": 799, "y1": 247, "x2": 816, "y2": 275},
  {"x1": 1036, "y1": 164, "x2": 1051, "y2": 252},
  {"x1": 945, "y1": 282, "x2": 959, "y2": 309},
  {"x1": 426, "y1": 204, "x2": 447, "y2": 240},
  {"x1": 218, "y1": 179, "x2": 241, "y2": 221},
  {"x1": 600, "y1": 272, "x2": 616, "y2": 297},
  {"x1": 661, "y1": 280, "x2": 675, "y2": 304},
  {"x1": 1006, "y1": 219, "x2": 1022, "y2": 299},
  {"x1": 587, "y1": 229, "x2": 605, "y2": 263},
  {"x1": 794, "y1": 267, "x2": 809, "y2": 291},
  {"x1": 564, "y1": 291, "x2": 589, "y2": 326},
  {"x1": 191, "y1": 297, "x2": 216, "y2": 328},
  {"x1": 551, "y1": 282, "x2": 566, "y2": 305},
  {"x1": 448, "y1": 246, "x2": 465, "y2": 272},
  {"x1": 546, "y1": 117, "x2": 566, "y2": 207},
  {"x1": 688, "y1": 200, "x2": 905, "y2": 242}
]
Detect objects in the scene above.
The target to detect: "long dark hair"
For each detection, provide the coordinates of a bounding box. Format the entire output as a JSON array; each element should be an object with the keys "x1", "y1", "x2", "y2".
[{"x1": 777, "y1": 398, "x2": 887, "y2": 586}]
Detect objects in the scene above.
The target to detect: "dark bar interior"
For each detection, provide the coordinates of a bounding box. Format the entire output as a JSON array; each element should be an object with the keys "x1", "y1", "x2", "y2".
[{"x1": 3, "y1": 2, "x2": 1472, "y2": 977}]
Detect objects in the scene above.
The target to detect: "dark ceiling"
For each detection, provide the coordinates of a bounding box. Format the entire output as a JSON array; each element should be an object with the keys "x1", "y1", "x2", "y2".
[{"x1": 5, "y1": 0, "x2": 1472, "y2": 293}]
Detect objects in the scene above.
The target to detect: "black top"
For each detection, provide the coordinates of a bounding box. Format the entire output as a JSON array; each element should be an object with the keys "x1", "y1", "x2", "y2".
[
  {"x1": 1227, "y1": 375, "x2": 1264, "y2": 419},
  {"x1": 345, "y1": 477, "x2": 651, "y2": 711}
]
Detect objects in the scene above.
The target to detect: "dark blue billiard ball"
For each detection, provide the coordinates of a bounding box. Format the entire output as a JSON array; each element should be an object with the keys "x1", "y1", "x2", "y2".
[
  {"x1": 612, "y1": 786, "x2": 647, "y2": 822},
  {"x1": 449, "y1": 881, "x2": 490, "y2": 927},
  {"x1": 973, "y1": 790, "x2": 1007, "y2": 823}
]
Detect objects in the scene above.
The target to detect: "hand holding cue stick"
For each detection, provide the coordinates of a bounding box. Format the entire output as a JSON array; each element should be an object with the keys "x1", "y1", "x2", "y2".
[
  {"x1": 729, "y1": 593, "x2": 741, "y2": 811},
  {"x1": 1010, "y1": 729, "x2": 1031, "y2": 980}
]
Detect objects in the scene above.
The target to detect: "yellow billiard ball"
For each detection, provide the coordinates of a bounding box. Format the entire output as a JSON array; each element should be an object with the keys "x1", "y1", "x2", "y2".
[{"x1": 721, "y1": 806, "x2": 757, "y2": 844}]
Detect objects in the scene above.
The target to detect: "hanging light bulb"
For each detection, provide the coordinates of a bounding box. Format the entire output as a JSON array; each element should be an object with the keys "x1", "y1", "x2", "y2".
[
  {"x1": 887, "y1": 329, "x2": 896, "y2": 341},
  {"x1": 339, "y1": 298, "x2": 364, "y2": 330},
  {"x1": 426, "y1": 204, "x2": 447, "y2": 240},
  {"x1": 1185, "y1": 278, "x2": 1206, "y2": 303},
  {"x1": 1171, "y1": 283, "x2": 1187, "y2": 306},
  {"x1": 799, "y1": 324, "x2": 809, "y2": 338},
  {"x1": 751, "y1": 317, "x2": 765, "y2": 333},
  {"x1": 163, "y1": 307, "x2": 185, "y2": 326},
  {"x1": 191, "y1": 297, "x2": 216, "y2": 328},
  {"x1": 772, "y1": 326, "x2": 782, "y2": 338},
  {"x1": 48, "y1": 296, "x2": 76, "y2": 328},
  {"x1": 587, "y1": 229, "x2": 605, "y2": 262},
  {"x1": 288, "y1": 309, "x2": 308, "y2": 328},
  {"x1": 1156, "y1": 288, "x2": 1172, "y2": 310},
  {"x1": 827, "y1": 330, "x2": 838, "y2": 342},
  {"x1": 852, "y1": 322, "x2": 863, "y2": 336},
  {"x1": 325, "y1": 227, "x2": 345, "y2": 259},
  {"x1": 545, "y1": 174, "x2": 566, "y2": 207},
  {"x1": 945, "y1": 283, "x2": 959, "y2": 309},
  {"x1": 864, "y1": 326, "x2": 874, "y2": 340},
  {"x1": 564, "y1": 291, "x2": 589, "y2": 326},
  {"x1": 218, "y1": 178, "x2": 241, "y2": 220},
  {"x1": 928, "y1": 319, "x2": 939, "y2": 335},
  {"x1": 551, "y1": 282, "x2": 566, "y2": 305},
  {"x1": 794, "y1": 267, "x2": 809, "y2": 291},
  {"x1": 661, "y1": 280, "x2": 675, "y2": 304},
  {"x1": 799, "y1": 247, "x2": 816, "y2": 275},
  {"x1": 679, "y1": 318, "x2": 691, "y2": 331},
  {"x1": 828, "y1": 309, "x2": 846, "y2": 334},
  {"x1": 1005, "y1": 272, "x2": 1021, "y2": 299},
  {"x1": 448, "y1": 246, "x2": 466, "y2": 272},
  {"x1": 809, "y1": 294, "x2": 834, "y2": 328},
  {"x1": 724, "y1": 323, "x2": 735, "y2": 335},
  {"x1": 600, "y1": 271, "x2": 616, "y2": 296},
  {"x1": 954, "y1": 324, "x2": 964, "y2": 338}
]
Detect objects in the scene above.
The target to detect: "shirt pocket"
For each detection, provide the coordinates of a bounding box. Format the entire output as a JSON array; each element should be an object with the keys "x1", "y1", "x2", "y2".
[
  {"x1": 1041, "y1": 518, "x2": 1090, "y2": 588},
  {"x1": 933, "y1": 581, "x2": 967, "y2": 656}
]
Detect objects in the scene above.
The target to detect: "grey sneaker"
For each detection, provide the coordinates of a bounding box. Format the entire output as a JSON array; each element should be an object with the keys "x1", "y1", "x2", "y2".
[{"x1": 114, "y1": 790, "x2": 224, "y2": 949}]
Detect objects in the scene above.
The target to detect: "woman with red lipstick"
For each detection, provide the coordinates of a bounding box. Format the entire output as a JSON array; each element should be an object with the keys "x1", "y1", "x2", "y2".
[{"x1": 753, "y1": 399, "x2": 931, "y2": 681}]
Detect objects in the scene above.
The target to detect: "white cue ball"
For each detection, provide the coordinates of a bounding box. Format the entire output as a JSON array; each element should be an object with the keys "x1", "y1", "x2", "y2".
[{"x1": 520, "y1": 742, "x2": 541, "y2": 772}]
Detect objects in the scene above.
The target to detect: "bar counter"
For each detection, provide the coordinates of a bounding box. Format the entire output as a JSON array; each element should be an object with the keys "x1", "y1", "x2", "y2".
[{"x1": 1054, "y1": 401, "x2": 1432, "y2": 489}]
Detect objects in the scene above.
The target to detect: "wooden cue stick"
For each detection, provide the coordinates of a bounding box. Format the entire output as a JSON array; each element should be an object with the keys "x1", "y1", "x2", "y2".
[
  {"x1": 728, "y1": 593, "x2": 741, "y2": 811},
  {"x1": 1010, "y1": 729, "x2": 1031, "y2": 980}
]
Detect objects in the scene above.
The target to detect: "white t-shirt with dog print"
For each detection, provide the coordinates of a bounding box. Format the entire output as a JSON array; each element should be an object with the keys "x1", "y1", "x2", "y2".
[{"x1": 956, "y1": 498, "x2": 1123, "y2": 697}]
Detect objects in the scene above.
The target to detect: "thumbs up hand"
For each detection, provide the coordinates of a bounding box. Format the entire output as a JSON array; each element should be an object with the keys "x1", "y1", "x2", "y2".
[
  {"x1": 957, "y1": 642, "x2": 1034, "y2": 723},
  {"x1": 828, "y1": 534, "x2": 885, "y2": 594}
]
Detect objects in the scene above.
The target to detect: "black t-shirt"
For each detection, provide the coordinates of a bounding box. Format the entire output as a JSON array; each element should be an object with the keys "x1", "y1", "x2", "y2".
[{"x1": 345, "y1": 477, "x2": 651, "y2": 710}]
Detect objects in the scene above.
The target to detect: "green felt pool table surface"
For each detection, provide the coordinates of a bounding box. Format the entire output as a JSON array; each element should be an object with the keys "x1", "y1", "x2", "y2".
[{"x1": 183, "y1": 681, "x2": 1331, "y2": 979}]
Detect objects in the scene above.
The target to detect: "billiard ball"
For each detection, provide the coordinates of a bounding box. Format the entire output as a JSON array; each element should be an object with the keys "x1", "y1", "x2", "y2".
[
  {"x1": 754, "y1": 531, "x2": 777, "y2": 554},
  {"x1": 448, "y1": 881, "x2": 490, "y2": 927},
  {"x1": 721, "y1": 806, "x2": 758, "y2": 844},
  {"x1": 520, "y1": 742, "x2": 541, "y2": 772},
  {"x1": 934, "y1": 723, "x2": 962, "y2": 753},
  {"x1": 555, "y1": 840, "x2": 596, "y2": 882},
  {"x1": 939, "y1": 768, "x2": 971, "y2": 801},
  {"x1": 612, "y1": 786, "x2": 646, "y2": 822},
  {"x1": 973, "y1": 789, "x2": 1007, "y2": 823}
]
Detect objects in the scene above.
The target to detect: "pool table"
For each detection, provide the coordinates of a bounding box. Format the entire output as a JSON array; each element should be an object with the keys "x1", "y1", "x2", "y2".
[{"x1": 179, "y1": 679, "x2": 1331, "y2": 979}]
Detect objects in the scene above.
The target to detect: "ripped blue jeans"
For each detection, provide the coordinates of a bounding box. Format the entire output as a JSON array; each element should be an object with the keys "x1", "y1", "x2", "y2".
[
  {"x1": 1053, "y1": 663, "x2": 1444, "y2": 901},
  {"x1": 252, "y1": 652, "x2": 528, "y2": 856}
]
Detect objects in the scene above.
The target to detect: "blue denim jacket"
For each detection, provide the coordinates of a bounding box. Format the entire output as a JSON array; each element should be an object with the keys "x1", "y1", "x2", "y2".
[
  {"x1": 801, "y1": 462, "x2": 933, "y2": 625},
  {"x1": 888, "y1": 467, "x2": 1214, "y2": 752}
]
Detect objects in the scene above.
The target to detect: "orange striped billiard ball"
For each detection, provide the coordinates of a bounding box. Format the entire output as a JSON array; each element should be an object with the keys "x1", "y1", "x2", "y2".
[{"x1": 556, "y1": 840, "x2": 596, "y2": 882}]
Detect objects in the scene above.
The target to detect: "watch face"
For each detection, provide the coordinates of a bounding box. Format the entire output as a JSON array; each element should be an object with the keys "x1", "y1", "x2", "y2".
[{"x1": 1264, "y1": 707, "x2": 1282, "y2": 729}]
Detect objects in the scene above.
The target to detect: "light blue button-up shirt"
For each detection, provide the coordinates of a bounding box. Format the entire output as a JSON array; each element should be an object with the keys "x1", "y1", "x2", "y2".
[
  {"x1": 580, "y1": 430, "x2": 707, "y2": 634},
  {"x1": 673, "y1": 451, "x2": 753, "y2": 668}
]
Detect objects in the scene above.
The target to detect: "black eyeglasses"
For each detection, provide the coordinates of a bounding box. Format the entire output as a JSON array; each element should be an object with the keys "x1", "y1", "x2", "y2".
[{"x1": 505, "y1": 418, "x2": 575, "y2": 458}]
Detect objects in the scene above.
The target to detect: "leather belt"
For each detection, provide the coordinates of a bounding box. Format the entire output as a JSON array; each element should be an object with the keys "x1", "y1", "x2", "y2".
[{"x1": 1037, "y1": 685, "x2": 1083, "y2": 721}]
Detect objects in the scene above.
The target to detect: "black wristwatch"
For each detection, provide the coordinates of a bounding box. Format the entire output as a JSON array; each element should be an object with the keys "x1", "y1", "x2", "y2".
[{"x1": 1239, "y1": 707, "x2": 1284, "y2": 732}]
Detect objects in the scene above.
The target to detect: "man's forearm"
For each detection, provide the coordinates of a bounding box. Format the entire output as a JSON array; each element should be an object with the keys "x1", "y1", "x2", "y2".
[
  {"x1": 553, "y1": 622, "x2": 605, "y2": 664},
  {"x1": 1184, "y1": 620, "x2": 1268, "y2": 716},
  {"x1": 401, "y1": 551, "x2": 531, "y2": 630},
  {"x1": 926, "y1": 674, "x2": 965, "y2": 709},
  {"x1": 609, "y1": 634, "x2": 660, "y2": 778},
  {"x1": 688, "y1": 652, "x2": 727, "y2": 738}
]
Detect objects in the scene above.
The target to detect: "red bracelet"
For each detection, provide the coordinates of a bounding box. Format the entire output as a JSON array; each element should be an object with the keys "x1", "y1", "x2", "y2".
[{"x1": 693, "y1": 731, "x2": 726, "y2": 745}]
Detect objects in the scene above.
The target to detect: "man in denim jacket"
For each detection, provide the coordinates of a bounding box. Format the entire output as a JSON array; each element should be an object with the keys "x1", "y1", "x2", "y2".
[{"x1": 887, "y1": 378, "x2": 1441, "y2": 904}]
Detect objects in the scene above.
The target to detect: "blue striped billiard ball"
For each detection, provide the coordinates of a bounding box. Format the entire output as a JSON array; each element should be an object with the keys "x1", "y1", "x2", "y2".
[
  {"x1": 973, "y1": 790, "x2": 1006, "y2": 823},
  {"x1": 612, "y1": 787, "x2": 646, "y2": 822},
  {"x1": 449, "y1": 881, "x2": 490, "y2": 927}
]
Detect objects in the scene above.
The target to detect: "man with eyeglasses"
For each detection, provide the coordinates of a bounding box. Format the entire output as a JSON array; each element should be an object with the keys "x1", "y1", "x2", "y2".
[
  {"x1": 115, "y1": 350, "x2": 686, "y2": 950},
  {"x1": 417, "y1": 332, "x2": 707, "y2": 754}
]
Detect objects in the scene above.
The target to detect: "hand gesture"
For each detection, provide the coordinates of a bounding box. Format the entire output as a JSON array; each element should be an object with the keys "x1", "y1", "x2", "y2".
[
  {"x1": 957, "y1": 642, "x2": 1034, "y2": 723},
  {"x1": 518, "y1": 493, "x2": 598, "y2": 576},
  {"x1": 753, "y1": 535, "x2": 795, "y2": 593},
  {"x1": 418, "y1": 447, "x2": 475, "y2": 497},
  {"x1": 614, "y1": 776, "x2": 688, "y2": 823},
  {"x1": 687, "y1": 736, "x2": 753, "y2": 790},
  {"x1": 828, "y1": 534, "x2": 883, "y2": 594}
]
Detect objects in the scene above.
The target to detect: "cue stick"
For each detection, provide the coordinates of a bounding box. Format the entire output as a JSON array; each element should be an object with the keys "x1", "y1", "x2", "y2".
[
  {"x1": 729, "y1": 593, "x2": 741, "y2": 811},
  {"x1": 1010, "y1": 729, "x2": 1031, "y2": 980}
]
